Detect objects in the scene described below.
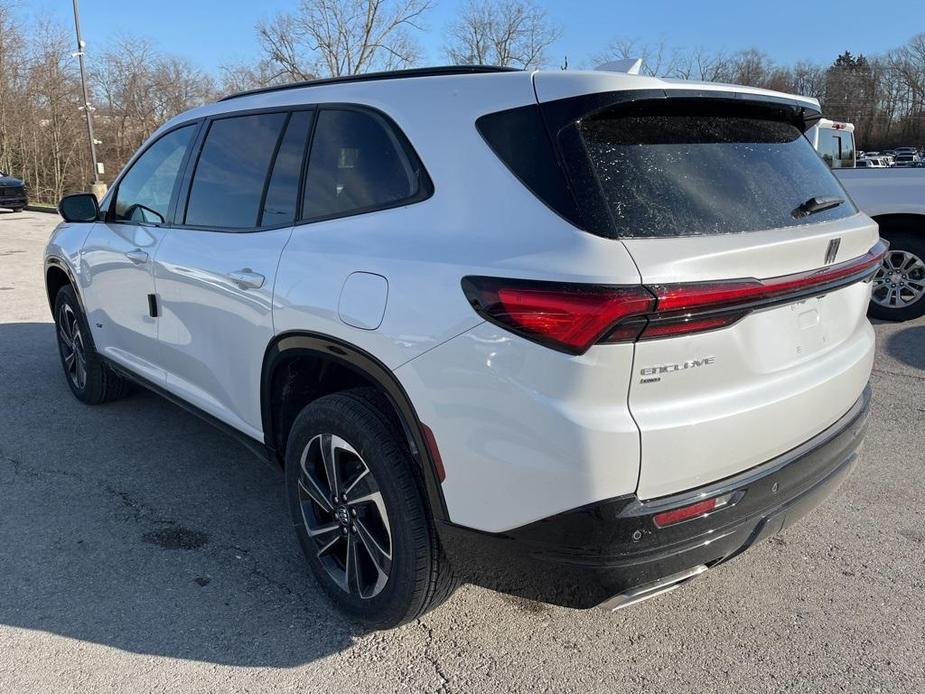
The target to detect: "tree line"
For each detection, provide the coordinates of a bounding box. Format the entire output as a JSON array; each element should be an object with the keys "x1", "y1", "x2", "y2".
[{"x1": 1, "y1": 0, "x2": 924, "y2": 203}]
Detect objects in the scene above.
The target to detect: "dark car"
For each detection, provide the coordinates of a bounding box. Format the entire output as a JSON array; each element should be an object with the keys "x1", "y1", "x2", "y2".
[{"x1": 0, "y1": 172, "x2": 27, "y2": 211}]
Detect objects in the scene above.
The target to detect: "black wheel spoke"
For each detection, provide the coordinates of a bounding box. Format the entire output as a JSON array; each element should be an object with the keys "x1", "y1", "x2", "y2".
[
  {"x1": 315, "y1": 531, "x2": 343, "y2": 559},
  {"x1": 57, "y1": 304, "x2": 87, "y2": 389},
  {"x1": 355, "y1": 518, "x2": 391, "y2": 576},
  {"x1": 298, "y1": 473, "x2": 333, "y2": 513},
  {"x1": 320, "y1": 434, "x2": 341, "y2": 499}
]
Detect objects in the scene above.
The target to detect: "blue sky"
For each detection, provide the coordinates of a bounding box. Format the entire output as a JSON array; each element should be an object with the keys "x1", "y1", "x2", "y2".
[{"x1": 31, "y1": 0, "x2": 925, "y2": 73}]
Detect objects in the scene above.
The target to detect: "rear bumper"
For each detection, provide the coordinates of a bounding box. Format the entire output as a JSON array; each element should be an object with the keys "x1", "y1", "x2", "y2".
[{"x1": 438, "y1": 385, "x2": 871, "y2": 609}]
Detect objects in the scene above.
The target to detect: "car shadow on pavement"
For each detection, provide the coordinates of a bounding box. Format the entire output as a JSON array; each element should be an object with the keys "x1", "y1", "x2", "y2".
[
  {"x1": 0, "y1": 322, "x2": 369, "y2": 666},
  {"x1": 884, "y1": 324, "x2": 925, "y2": 370}
]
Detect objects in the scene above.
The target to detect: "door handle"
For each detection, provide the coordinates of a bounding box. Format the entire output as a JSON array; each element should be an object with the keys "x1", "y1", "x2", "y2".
[
  {"x1": 126, "y1": 248, "x2": 149, "y2": 265},
  {"x1": 227, "y1": 269, "x2": 265, "y2": 290}
]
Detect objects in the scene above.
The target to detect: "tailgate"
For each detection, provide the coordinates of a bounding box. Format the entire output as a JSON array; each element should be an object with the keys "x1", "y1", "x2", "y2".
[{"x1": 532, "y1": 80, "x2": 880, "y2": 499}]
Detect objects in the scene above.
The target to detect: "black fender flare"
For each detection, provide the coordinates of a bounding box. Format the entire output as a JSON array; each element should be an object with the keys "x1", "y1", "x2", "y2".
[
  {"x1": 45, "y1": 257, "x2": 93, "y2": 345},
  {"x1": 261, "y1": 331, "x2": 449, "y2": 521}
]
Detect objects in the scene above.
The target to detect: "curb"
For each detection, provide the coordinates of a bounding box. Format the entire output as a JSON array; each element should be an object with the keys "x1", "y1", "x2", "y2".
[{"x1": 25, "y1": 204, "x2": 58, "y2": 215}]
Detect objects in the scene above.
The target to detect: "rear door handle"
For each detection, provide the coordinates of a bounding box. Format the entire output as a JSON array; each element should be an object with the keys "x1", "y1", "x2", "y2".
[
  {"x1": 227, "y1": 269, "x2": 265, "y2": 290},
  {"x1": 126, "y1": 248, "x2": 149, "y2": 265}
]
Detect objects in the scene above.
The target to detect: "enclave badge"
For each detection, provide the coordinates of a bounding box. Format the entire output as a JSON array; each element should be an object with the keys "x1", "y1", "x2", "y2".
[{"x1": 639, "y1": 356, "x2": 716, "y2": 384}]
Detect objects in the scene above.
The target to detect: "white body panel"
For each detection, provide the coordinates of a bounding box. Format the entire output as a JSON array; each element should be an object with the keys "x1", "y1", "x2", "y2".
[
  {"x1": 80, "y1": 220, "x2": 169, "y2": 383},
  {"x1": 396, "y1": 324, "x2": 641, "y2": 532},
  {"x1": 152, "y1": 227, "x2": 293, "y2": 438},
  {"x1": 621, "y1": 215, "x2": 878, "y2": 497},
  {"x1": 631, "y1": 290, "x2": 874, "y2": 498}
]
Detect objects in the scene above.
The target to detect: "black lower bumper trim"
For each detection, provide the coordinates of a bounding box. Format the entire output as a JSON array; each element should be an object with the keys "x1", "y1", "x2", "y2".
[{"x1": 437, "y1": 386, "x2": 871, "y2": 609}]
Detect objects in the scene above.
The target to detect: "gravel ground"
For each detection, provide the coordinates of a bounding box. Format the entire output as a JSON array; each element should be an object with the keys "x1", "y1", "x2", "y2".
[{"x1": 0, "y1": 210, "x2": 923, "y2": 693}]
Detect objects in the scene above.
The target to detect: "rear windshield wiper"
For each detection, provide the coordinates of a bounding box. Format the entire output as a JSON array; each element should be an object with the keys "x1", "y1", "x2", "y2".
[{"x1": 792, "y1": 196, "x2": 844, "y2": 219}]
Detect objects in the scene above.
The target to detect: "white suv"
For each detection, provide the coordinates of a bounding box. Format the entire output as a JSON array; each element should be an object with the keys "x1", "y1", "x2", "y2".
[{"x1": 46, "y1": 66, "x2": 881, "y2": 628}]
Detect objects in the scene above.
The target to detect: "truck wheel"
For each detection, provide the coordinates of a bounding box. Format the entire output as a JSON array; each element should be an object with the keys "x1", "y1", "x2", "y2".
[
  {"x1": 869, "y1": 233, "x2": 925, "y2": 321},
  {"x1": 285, "y1": 388, "x2": 456, "y2": 628}
]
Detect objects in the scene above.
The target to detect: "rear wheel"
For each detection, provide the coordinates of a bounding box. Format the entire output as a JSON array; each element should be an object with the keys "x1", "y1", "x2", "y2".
[
  {"x1": 285, "y1": 388, "x2": 455, "y2": 628},
  {"x1": 869, "y1": 233, "x2": 925, "y2": 321},
  {"x1": 53, "y1": 284, "x2": 132, "y2": 404}
]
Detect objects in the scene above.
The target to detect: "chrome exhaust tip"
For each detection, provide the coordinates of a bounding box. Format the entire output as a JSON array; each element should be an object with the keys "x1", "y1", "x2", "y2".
[{"x1": 600, "y1": 564, "x2": 708, "y2": 612}]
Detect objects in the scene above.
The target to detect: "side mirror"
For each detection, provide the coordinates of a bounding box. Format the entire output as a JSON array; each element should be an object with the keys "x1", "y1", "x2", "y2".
[{"x1": 58, "y1": 193, "x2": 100, "y2": 223}]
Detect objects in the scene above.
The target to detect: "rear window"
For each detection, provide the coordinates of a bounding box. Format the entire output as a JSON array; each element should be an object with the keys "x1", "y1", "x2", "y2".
[{"x1": 579, "y1": 107, "x2": 855, "y2": 238}]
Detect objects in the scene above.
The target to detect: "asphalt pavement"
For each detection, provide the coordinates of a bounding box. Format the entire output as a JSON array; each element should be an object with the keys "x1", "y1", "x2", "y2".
[{"x1": 0, "y1": 210, "x2": 922, "y2": 693}]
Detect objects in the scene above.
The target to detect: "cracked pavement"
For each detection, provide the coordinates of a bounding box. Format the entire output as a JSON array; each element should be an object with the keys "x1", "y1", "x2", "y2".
[{"x1": 0, "y1": 210, "x2": 923, "y2": 693}]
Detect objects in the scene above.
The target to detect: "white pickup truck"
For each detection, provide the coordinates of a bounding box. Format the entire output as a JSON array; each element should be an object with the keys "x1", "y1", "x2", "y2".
[{"x1": 807, "y1": 119, "x2": 925, "y2": 321}]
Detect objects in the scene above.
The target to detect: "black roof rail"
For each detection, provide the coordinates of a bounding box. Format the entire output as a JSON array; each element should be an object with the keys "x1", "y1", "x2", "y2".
[{"x1": 220, "y1": 65, "x2": 522, "y2": 102}]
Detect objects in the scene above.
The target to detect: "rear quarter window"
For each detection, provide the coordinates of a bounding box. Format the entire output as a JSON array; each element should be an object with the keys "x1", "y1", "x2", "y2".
[{"x1": 579, "y1": 105, "x2": 856, "y2": 238}]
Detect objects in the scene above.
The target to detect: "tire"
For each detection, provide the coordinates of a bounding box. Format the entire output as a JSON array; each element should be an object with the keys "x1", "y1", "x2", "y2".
[
  {"x1": 285, "y1": 388, "x2": 456, "y2": 628},
  {"x1": 53, "y1": 284, "x2": 132, "y2": 404},
  {"x1": 869, "y1": 232, "x2": 925, "y2": 321},
  {"x1": 10, "y1": 207, "x2": 23, "y2": 213}
]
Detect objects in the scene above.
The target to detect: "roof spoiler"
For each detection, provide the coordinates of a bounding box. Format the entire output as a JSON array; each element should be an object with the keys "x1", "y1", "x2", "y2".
[{"x1": 594, "y1": 58, "x2": 643, "y2": 75}]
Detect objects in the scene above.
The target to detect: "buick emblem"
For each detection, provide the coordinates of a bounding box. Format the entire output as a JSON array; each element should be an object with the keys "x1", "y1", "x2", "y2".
[{"x1": 824, "y1": 238, "x2": 841, "y2": 265}]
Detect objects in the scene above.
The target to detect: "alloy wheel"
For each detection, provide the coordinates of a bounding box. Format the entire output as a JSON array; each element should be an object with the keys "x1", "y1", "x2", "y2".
[
  {"x1": 297, "y1": 434, "x2": 393, "y2": 599},
  {"x1": 57, "y1": 303, "x2": 87, "y2": 390},
  {"x1": 872, "y1": 250, "x2": 925, "y2": 309}
]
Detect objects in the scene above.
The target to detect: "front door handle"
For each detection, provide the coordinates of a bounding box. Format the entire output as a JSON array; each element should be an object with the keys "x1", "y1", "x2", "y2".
[
  {"x1": 126, "y1": 248, "x2": 149, "y2": 265},
  {"x1": 227, "y1": 269, "x2": 265, "y2": 290}
]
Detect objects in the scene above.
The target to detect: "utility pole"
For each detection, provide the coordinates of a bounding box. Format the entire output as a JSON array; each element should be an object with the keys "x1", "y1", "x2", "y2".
[{"x1": 71, "y1": 0, "x2": 105, "y2": 195}]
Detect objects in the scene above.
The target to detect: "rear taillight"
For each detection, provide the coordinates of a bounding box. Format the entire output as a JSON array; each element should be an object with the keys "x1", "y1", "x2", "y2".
[
  {"x1": 460, "y1": 277, "x2": 655, "y2": 354},
  {"x1": 462, "y1": 240, "x2": 887, "y2": 355}
]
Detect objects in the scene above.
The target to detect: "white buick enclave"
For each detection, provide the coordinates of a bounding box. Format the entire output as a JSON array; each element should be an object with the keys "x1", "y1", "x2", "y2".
[{"x1": 46, "y1": 66, "x2": 880, "y2": 627}]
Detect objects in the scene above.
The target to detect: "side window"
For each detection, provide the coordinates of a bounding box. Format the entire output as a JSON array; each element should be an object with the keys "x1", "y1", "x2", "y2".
[
  {"x1": 114, "y1": 124, "x2": 197, "y2": 224},
  {"x1": 302, "y1": 109, "x2": 419, "y2": 220},
  {"x1": 260, "y1": 110, "x2": 313, "y2": 227},
  {"x1": 185, "y1": 112, "x2": 287, "y2": 229}
]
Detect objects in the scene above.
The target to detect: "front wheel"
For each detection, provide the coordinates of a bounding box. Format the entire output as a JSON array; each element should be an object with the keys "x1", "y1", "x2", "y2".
[
  {"x1": 869, "y1": 233, "x2": 925, "y2": 321},
  {"x1": 53, "y1": 284, "x2": 132, "y2": 404},
  {"x1": 285, "y1": 389, "x2": 456, "y2": 628}
]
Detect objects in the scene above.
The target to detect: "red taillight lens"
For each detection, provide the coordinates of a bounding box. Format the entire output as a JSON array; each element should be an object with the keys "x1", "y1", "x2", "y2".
[
  {"x1": 461, "y1": 240, "x2": 887, "y2": 354},
  {"x1": 461, "y1": 277, "x2": 655, "y2": 354},
  {"x1": 650, "y1": 240, "x2": 888, "y2": 314},
  {"x1": 652, "y1": 493, "x2": 734, "y2": 528}
]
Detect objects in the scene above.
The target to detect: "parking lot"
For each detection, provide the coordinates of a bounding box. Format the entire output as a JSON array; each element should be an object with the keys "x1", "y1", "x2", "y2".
[{"x1": 0, "y1": 209, "x2": 923, "y2": 693}]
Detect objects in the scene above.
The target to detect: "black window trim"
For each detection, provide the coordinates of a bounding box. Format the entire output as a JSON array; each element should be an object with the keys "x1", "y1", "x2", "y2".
[
  {"x1": 175, "y1": 105, "x2": 316, "y2": 234},
  {"x1": 165, "y1": 102, "x2": 433, "y2": 235},
  {"x1": 103, "y1": 119, "x2": 205, "y2": 227}
]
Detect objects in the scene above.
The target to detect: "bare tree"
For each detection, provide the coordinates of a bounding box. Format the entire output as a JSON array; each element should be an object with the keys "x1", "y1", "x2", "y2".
[
  {"x1": 257, "y1": 0, "x2": 434, "y2": 79},
  {"x1": 445, "y1": 0, "x2": 560, "y2": 69},
  {"x1": 219, "y1": 60, "x2": 293, "y2": 94},
  {"x1": 0, "y1": 1, "x2": 26, "y2": 175},
  {"x1": 92, "y1": 37, "x2": 215, "y2": 178}
]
